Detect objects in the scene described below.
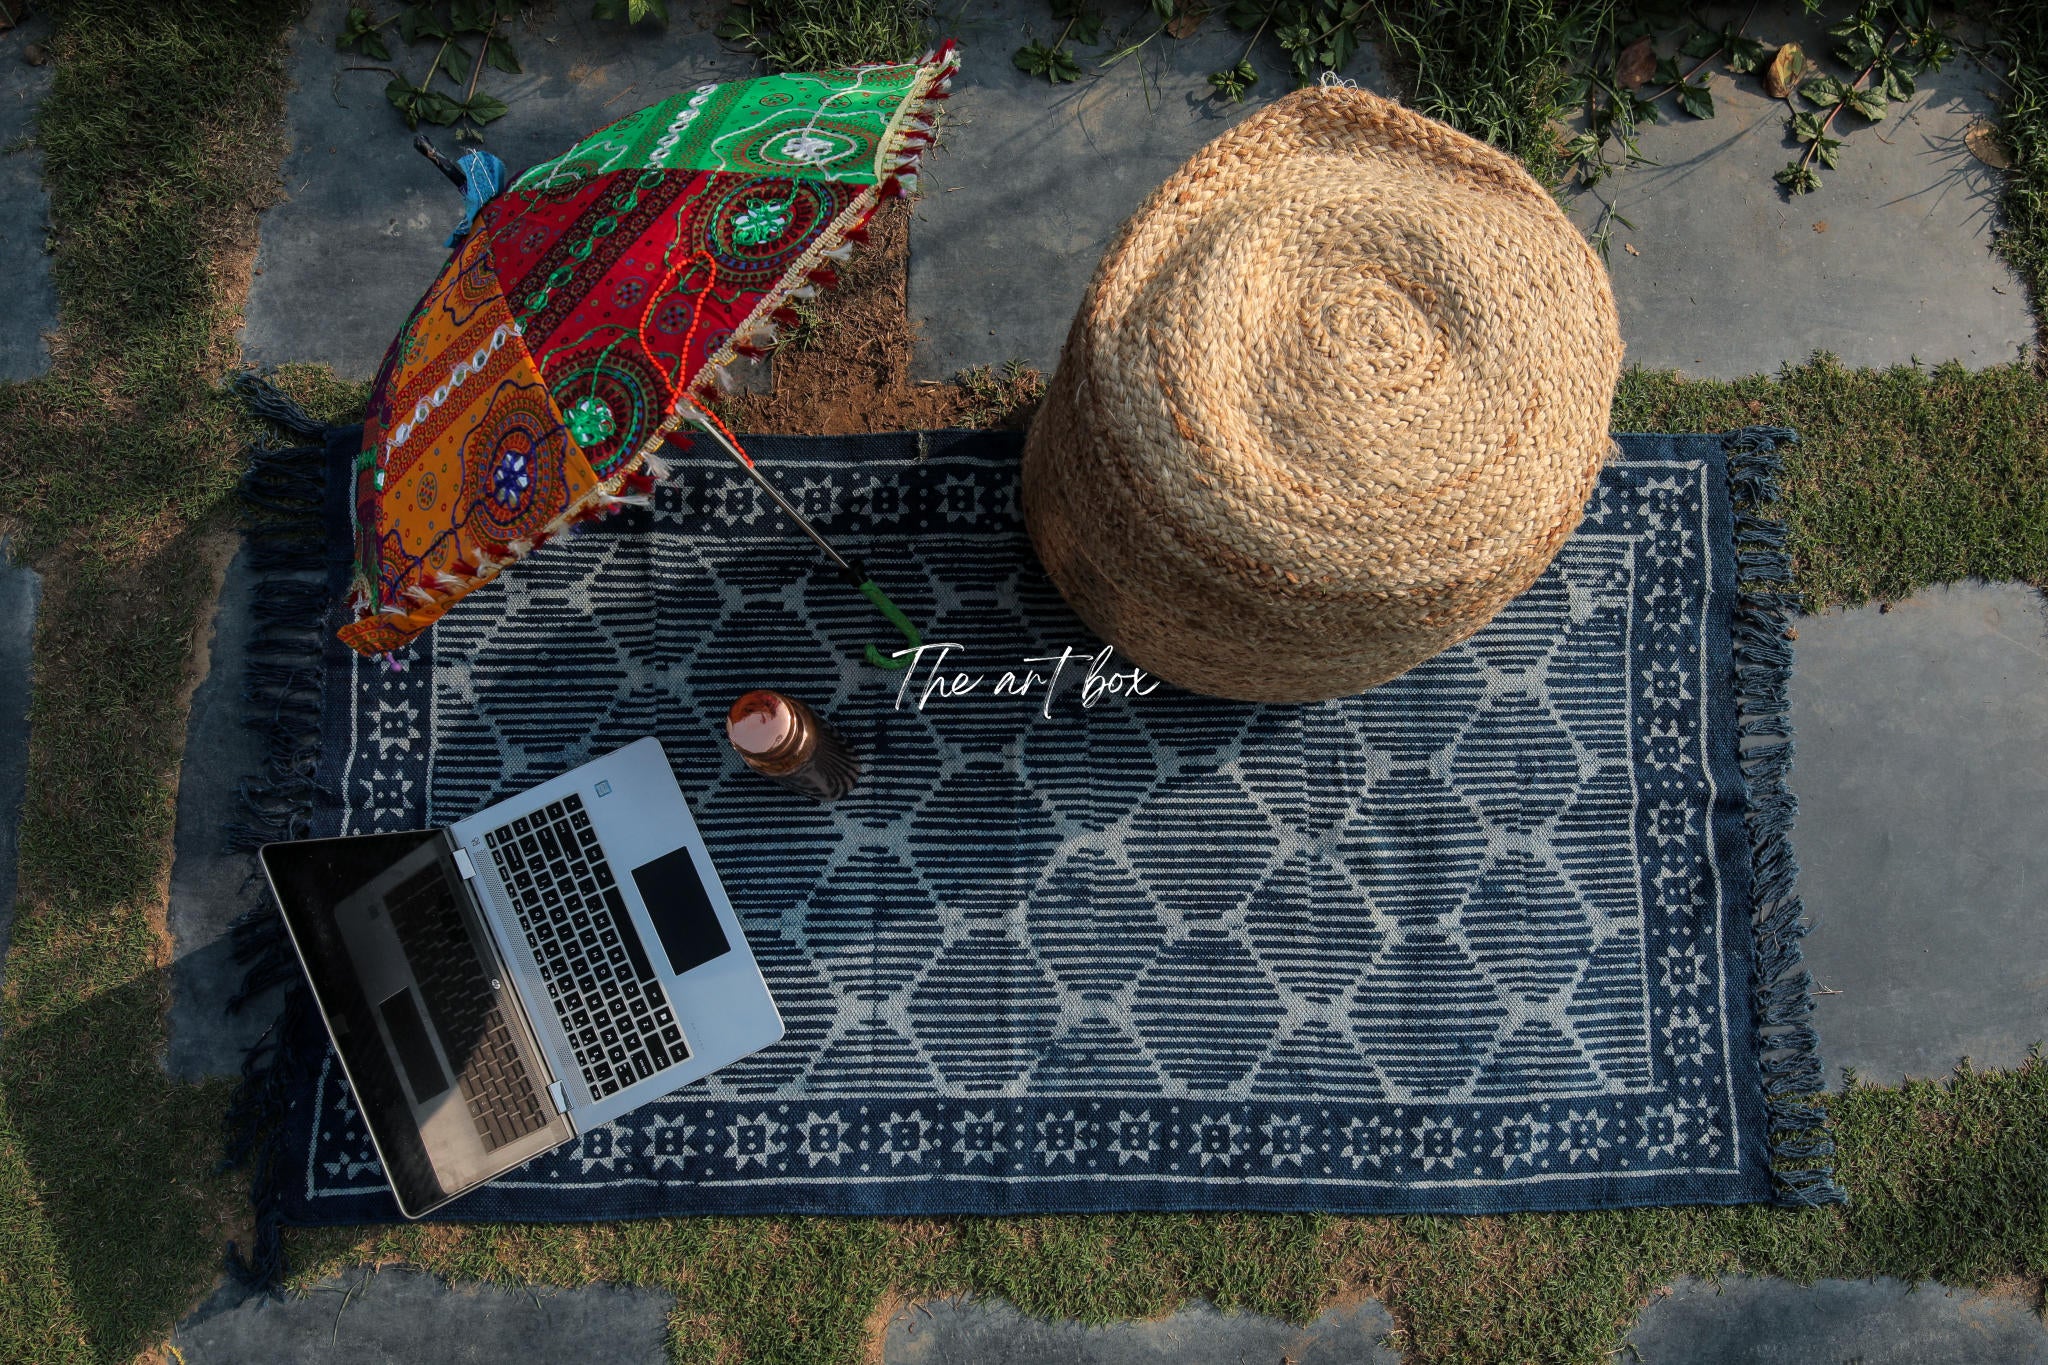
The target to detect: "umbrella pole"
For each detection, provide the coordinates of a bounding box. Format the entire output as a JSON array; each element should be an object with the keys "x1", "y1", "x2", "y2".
[{"x1": 677, "y1": 412, "x2": 923, "y2": 671}]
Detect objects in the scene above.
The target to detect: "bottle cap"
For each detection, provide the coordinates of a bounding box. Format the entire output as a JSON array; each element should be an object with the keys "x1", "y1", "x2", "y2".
[{"x1": 727, "y1": 690, "x2": 796, "y2": 756}]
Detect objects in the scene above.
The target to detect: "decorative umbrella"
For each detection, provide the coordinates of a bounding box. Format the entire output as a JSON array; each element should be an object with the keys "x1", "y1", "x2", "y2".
[{"x1": 337, "y1": 44, "x2": 959, "y2": 663}]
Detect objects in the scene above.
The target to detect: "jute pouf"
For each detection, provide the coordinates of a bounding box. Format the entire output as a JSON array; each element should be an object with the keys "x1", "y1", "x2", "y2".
[{"x1": 1021, "y1": 86, "x2": 1624, "y2": 702}]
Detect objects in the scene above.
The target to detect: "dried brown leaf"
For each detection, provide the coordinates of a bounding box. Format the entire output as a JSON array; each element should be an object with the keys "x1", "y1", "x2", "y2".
[
  {"x1": 1966, "y1": 120, "x2": 2013, "y2": 170},
  {"x1": 1616, "y1": 35, "x2": 1655, "y2": 91},
  {"x1": 1166, "y1": 1, "x2": 1209, "y2": 39},
  {"x1": 1763, "y1": 42, "x2": 1808, "y2": 100}
]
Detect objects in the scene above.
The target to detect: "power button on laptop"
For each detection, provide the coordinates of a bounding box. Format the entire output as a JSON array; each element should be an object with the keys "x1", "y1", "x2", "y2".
[{"x1": 594, "y1": 781, "x2": 613, "y2": 797}]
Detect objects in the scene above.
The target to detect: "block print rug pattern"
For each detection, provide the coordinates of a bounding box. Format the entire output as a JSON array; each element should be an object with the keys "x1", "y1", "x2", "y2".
[{"x1": 229, "y1": 426, "x2": 1837, "y2": 1233}]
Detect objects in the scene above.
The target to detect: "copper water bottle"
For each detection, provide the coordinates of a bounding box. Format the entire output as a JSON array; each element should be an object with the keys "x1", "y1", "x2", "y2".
[{"x1": 726, "y1": 690, "x2": 860, "y2": 801}]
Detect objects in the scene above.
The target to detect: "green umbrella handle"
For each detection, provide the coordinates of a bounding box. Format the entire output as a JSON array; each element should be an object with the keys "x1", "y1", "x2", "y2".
[{"x1": 857, "y1": 578, "x2": 922, "y2": 670}]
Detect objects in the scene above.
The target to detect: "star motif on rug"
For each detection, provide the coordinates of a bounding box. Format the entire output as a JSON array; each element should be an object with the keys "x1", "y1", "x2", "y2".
[
  {"x1": 1660, "y1": 942, "x2": 1710, "y2": 998},
  {"x1": 1261, "y1": 1114, "x2": 1310, "y2": 1168},
  {"x1": 953, "y1": 1110, "x2": 1006, "y2": 1165},
  {"x1": 1192, "y1": 1113, "x2": 1246, "y2": 1168},
  {"x1": 1641, "y1": 661, "x2": 1695, "y2": 708},
  {"x1": 1034, "y1": 1110, "x2": 1086, "y2": 1167},
  {"x1": 1341, "y1": 1115, "x2": 1404, "y2": 1170},
  {"x1": 1553, "y1": 1109, "x2": 1611, "y2": 1164},
  {"x1": 936, "y1": 474, "x2": 981, "y2": 522},
  {"x1": 1106, "y1": 1110, "x2": 1158, "y2": 1166},
  {"x1": 1664, "y1": 1007, "x2": 1716, "y2": 1071},
  {"x1": 1635, "y1": 1103, "x2": 1689, "y2": 1159},
  {"x1": 1490, "y1": 1113, "x2": 1550, "y2": 1171},
  {"x1": 365, "y1": 767, "x2": 417, "y2": 825},
  {"x1": 371, "y1": 699, "x2": 420, "y2": 756},
  {"x1": 797, "y1": 1110, "x2": 852, "y2": 1168},
  {"x1": 1679, "y1": 1099, "x2": 1727, "y2": 1159},
  {"x1": 1409, "y1": 1116, "x2": 1465, "y2": 1172},
  {"x1": 1647, "y1": 799, "x2": 1697, "y2": 847},
  {"x1": 725, "y1": 1112, "x2": 785, "y2": 1170},
  {"x1": 574, "y1": 1122, "x2": 626, "y2": 1174},
  {"x1": 880, "y1": 1110, "x2": 935, "y2": 1167},
  {"x1": 1643, "y1": 718, "x2": 1688, "y2": 771},
  {"x1": 641, "y1": 1114, "x2": 698, "y2": 1172}
]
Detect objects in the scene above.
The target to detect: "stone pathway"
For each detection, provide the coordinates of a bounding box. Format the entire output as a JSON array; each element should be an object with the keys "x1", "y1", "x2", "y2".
[
  {"x1": 1624, "y1": 1276, "x2": 2048, "y2": 1364},
  {"x1": 1792, "y1": 582, "x2": 2048, "y2": 1085},
  {"x1": 170, "y1": 1267, "x2": 673, "y2": 1363},
  {"x1": 1560, "y1": 6, "x2": 2031, "y2": 377},
  {"x1": 905, "y1": 0, "x2": 1381, "y2": 379},
  {"x1": 240, "y1": 0, "x2": 758, "y2": 380},
  {"x1": 885, "y1": 1296, "x2": 1401, "y2": 1364},
  {"x1": 0, "y1": 13, "x2": 57, "y2": 380},
  {"x1": 5, "y1": 0, "x2": 2038, "y2": 1359}
]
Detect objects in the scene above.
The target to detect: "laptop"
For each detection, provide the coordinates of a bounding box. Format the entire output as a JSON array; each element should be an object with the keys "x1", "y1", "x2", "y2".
[{"x1": 259, "y1": 736, "x2": 783, "y2": 1217}]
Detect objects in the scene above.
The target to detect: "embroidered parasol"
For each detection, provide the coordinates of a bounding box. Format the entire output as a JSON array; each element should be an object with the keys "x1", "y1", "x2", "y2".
[{"x1": 338, "y1": 44, "x2": 959, "y2": 659}]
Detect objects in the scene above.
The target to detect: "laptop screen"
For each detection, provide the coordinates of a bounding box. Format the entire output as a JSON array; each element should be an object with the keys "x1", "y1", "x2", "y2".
[{"x1": 259, "y1": 829, "x2": 454, "y2": 1215}]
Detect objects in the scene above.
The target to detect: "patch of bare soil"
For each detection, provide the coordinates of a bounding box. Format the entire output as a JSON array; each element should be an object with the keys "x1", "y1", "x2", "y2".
[{"x1": 723, "y1": 201, "x2": 1043, "y2": 436}]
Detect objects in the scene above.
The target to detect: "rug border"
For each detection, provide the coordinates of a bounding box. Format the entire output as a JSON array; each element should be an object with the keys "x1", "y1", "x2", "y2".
[{"x1": 217, "y1": 395, "x2": 1843, "y2": 1289}]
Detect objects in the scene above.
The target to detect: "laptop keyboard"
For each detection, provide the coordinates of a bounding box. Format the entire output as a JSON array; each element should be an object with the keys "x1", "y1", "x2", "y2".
[
  {"x1": 485, "y1": 792, "x2": 690, "y2": 1101},
  {"x1": 384, "y1": 864, "x2": 551, "y2": 1152}
]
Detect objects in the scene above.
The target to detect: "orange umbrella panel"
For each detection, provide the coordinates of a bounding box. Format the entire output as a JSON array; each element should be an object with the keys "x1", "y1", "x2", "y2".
[{"x1": 339, "y1": 46, "x2": 958, "y2": 658}]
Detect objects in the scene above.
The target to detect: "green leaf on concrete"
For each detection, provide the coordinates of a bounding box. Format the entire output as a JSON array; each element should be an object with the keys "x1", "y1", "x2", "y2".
[
  {"x1": 417, "y1": 89, "x2": 463, "y2": 124},
  {"x1": 1775, "y1": 160, "x2": 1820, "y2": 193},
  {"x1": 1723, "y1": 29, "x2": 1766, "y2": 73},
  {"x1": 1844, "y1": 84, "x2": 1885, "y2": 121},
  {"x1": 1802, "y1": 73, "x2": 1848, "y2": 107},
  {"x1": 441, "y1": 40, "x2": 471, "y2": 85}
]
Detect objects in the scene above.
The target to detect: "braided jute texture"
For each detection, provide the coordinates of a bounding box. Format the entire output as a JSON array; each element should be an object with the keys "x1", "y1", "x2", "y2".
[{"x1": 1021, "y1": 87, "x2": 1624, "y2": 702}]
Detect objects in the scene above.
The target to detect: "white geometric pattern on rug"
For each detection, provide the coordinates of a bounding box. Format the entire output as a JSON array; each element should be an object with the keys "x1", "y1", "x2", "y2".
[{"x1": 314, "y1": 441, "x2": 1744, "y2": 1199}]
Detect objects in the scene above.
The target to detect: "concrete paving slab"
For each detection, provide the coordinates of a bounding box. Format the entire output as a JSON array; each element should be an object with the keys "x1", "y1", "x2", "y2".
[
  {"x1": 883, "y1": 1296, "x2": 1401, "y2": 1364},
  {"x1": 1564, "y1": 3, "x2": 2031, "y2": 377},
  {"x1": 908, "y1": 3, "x2": 1386, "y2": 380},
  {"x1": 0, "y1": 13, "x2": 58, "y2": 380},
  {"x1": 1792, "y1": 582, "x2": 2048, "y2": 1087},
  {"x1": 164, "y1": 546, "x2": 284, "y2": 1080},
  {"x1": 1626, "y1": 1276, "x2": 2048, "y2": 1364},
  {"x1": 171, "y1": 1267, "x2": 673, "y2": 1364},
  {"x1": 0, "y1": 540, "x2": 38, "y2": 1001},
  {"x1": 242, "y1": 0, "x2": 758, "y2": 380}
]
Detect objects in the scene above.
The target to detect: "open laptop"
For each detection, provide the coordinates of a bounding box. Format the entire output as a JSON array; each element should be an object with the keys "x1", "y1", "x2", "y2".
[{"x1": 259, "y1": 736, "x2": 783, "y2": 1217}]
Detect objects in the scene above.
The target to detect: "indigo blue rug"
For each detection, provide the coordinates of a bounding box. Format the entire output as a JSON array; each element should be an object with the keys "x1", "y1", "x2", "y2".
[{"x1": 225, "y1": 396, "x2": 1839, "y2": 1277}]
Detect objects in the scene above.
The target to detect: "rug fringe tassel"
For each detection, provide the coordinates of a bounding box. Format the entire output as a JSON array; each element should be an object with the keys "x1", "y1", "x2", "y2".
[
  {"x1": 1726, "y1": 425, "x2": 1848, "y2": 1208},
  {"x1": 233, "y1": 371, "x2": 328, "y2": 440},
  {"x1": 219, "y1": 375, "x2": 348, "y2": 1291}
]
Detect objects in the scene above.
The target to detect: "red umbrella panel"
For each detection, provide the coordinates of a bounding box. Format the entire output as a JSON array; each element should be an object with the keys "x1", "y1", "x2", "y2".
[{"x1": 339, "y1": 45, "x2": 958, "y2": 658}]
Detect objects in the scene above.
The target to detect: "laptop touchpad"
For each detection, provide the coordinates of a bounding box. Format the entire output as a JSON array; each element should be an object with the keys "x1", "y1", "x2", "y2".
[{"x1": 630, "y1": 846, "x2": 732, "y2": 976}]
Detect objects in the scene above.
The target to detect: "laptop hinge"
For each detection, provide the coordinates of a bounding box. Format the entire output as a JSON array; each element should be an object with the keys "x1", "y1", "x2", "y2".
[
  {"x1": 547, "y1": 1080, "x2": 569, "y2": 1114},
  {"x1": 452, "y1": 847, "x2": 477, "y2": 880}
]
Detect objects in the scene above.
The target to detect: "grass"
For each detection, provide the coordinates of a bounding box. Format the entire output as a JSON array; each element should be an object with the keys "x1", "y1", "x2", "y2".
[
  {"x1": 271, "y1": 1057, "x2": 2048, "y2": 1363},
  {"x1": 1994, "y1": 0, "x2": 2048, "y2": 350},
  {"x1": 716, "y1": 0, "x2": 933, "y2": 72},
  {"x1": 0, "y1": 0, "x2": 2044, "y2": 1362},
  {"x1": 0, "y1": 0, "x2": 302, "y2": 1360},
  {"x1": 1373, "y1": 0, "x2": 1603, "y2": 190}
]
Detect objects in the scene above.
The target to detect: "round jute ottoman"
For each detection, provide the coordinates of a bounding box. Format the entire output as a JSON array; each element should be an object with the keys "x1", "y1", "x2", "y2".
[{"x1": 1021, "y1": 86, "x2": 1624, "y2": 702}]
